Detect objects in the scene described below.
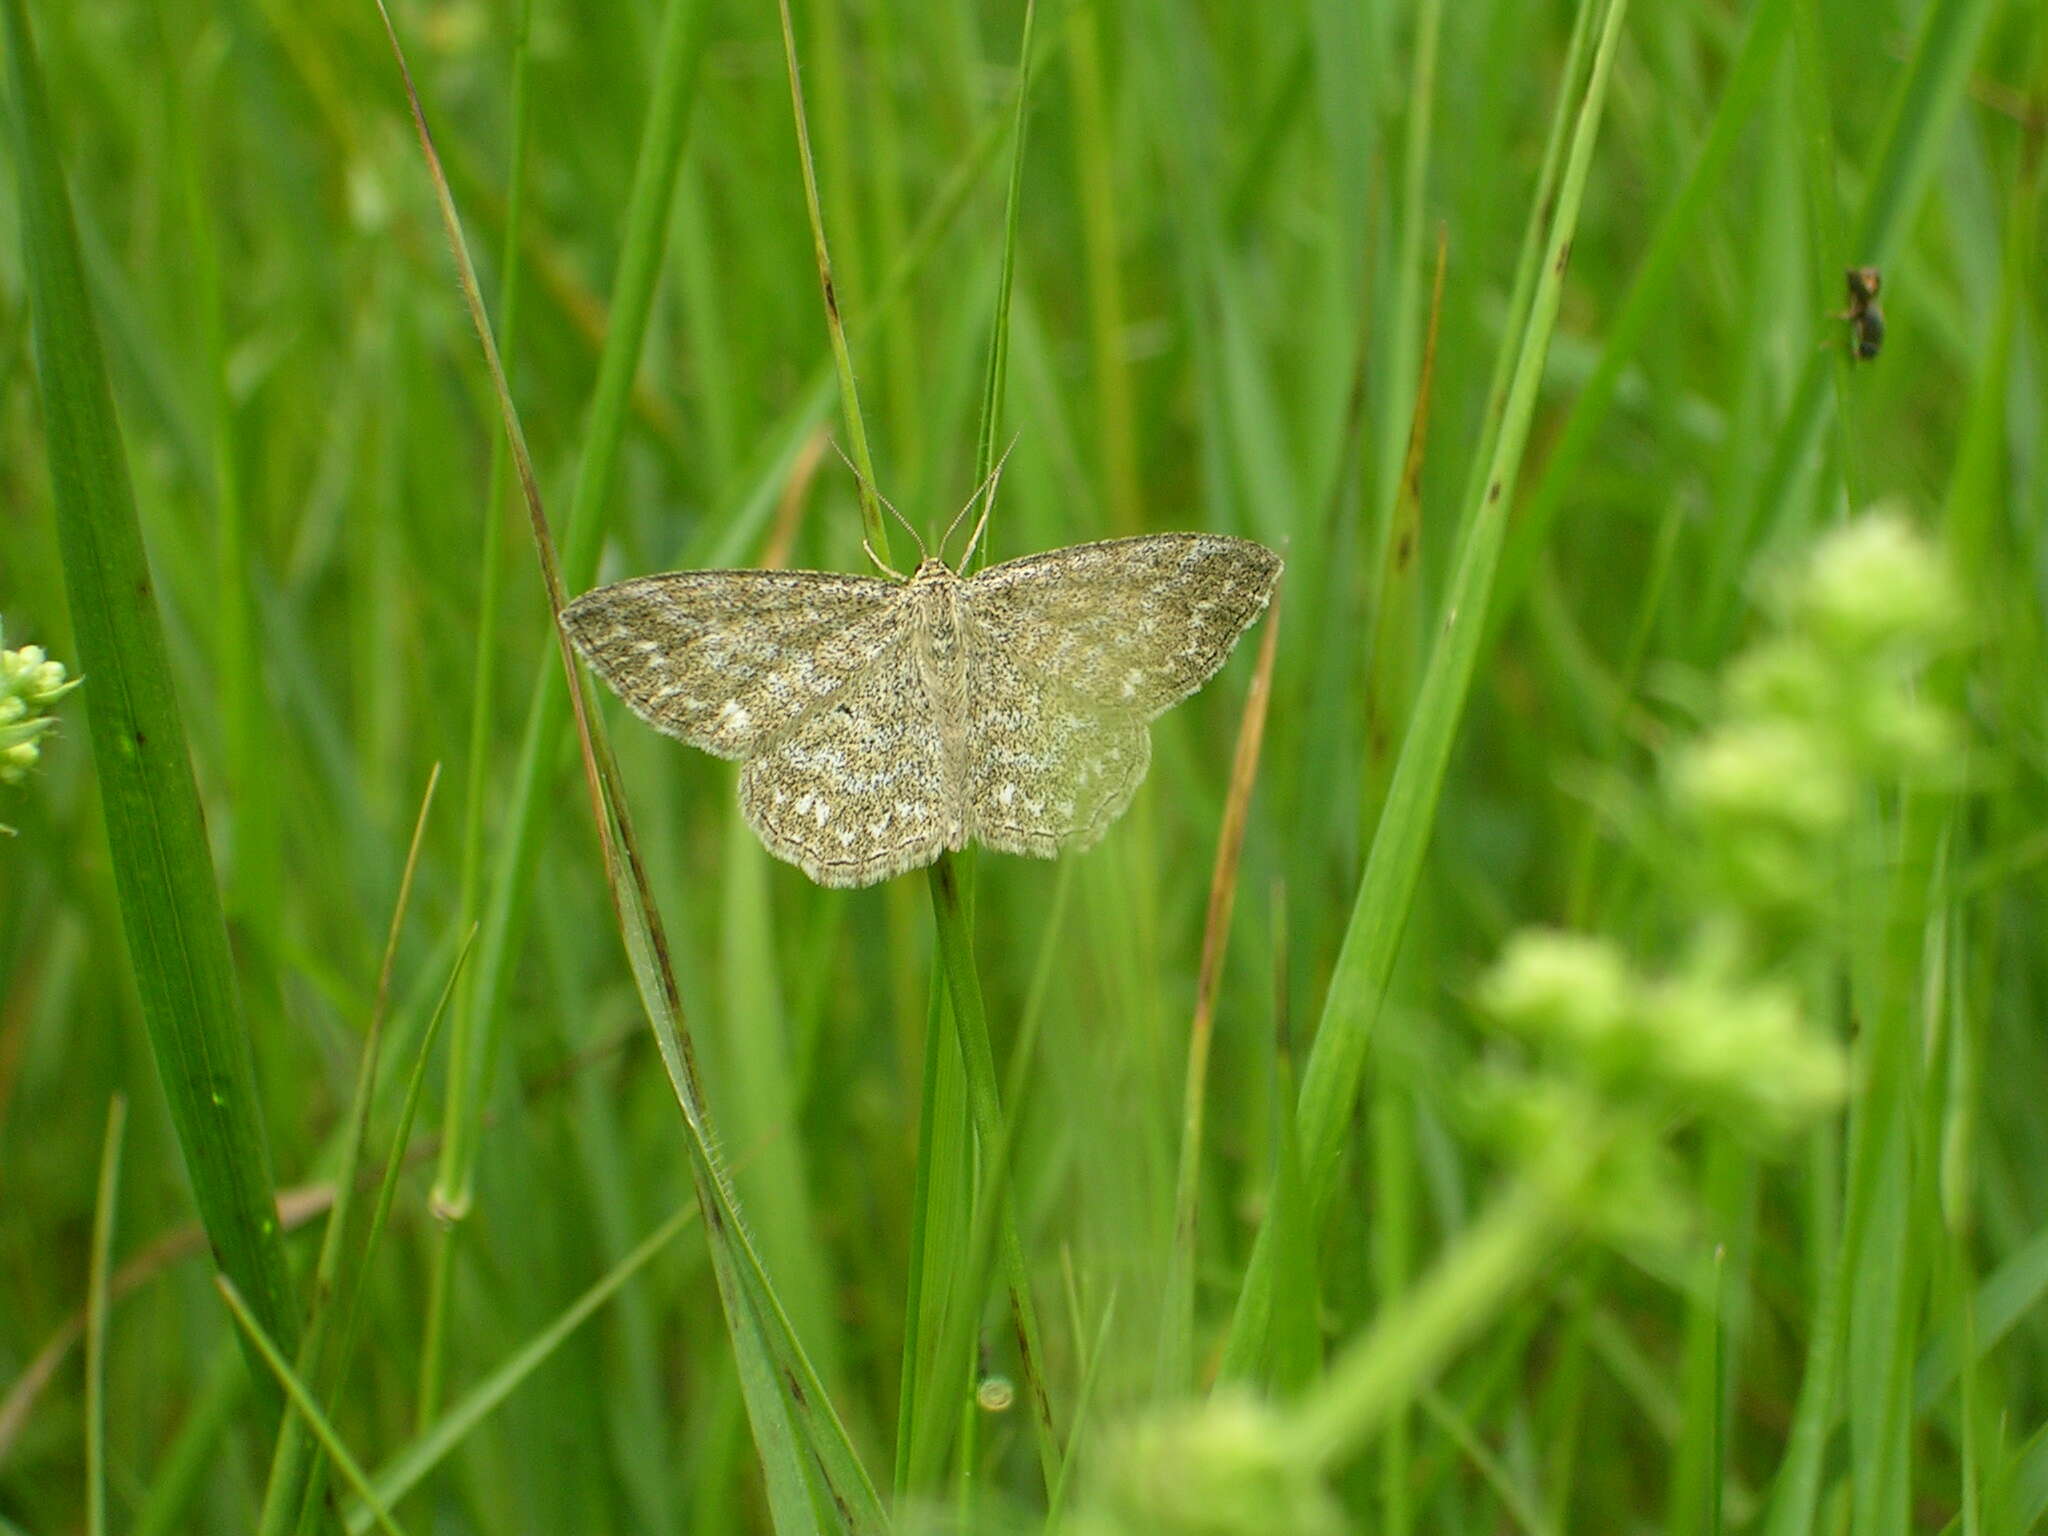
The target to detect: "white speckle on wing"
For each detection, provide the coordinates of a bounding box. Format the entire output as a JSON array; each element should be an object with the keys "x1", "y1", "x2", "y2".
[{"x1": 717, "y1": 698, "x2": 752, "y2": 735}]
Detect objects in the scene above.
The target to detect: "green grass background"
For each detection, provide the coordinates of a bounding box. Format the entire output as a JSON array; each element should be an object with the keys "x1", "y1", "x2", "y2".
[{"x1": 2, "y1": 0, "x2": 2045, "y2": 1529}]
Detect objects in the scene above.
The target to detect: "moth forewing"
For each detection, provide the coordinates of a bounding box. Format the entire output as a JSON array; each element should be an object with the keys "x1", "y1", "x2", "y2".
[{"x1": 559, "y1": 569, "x2": 904, "y2": 759}]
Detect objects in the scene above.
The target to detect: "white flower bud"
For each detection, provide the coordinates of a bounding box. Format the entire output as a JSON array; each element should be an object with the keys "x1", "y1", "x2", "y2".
[
  {"x1": 25, "y1": 658, "x2": 73, "y2": 705},
  {"x1": 0, "y1": 740, "x2": 39, "y2": 783}
]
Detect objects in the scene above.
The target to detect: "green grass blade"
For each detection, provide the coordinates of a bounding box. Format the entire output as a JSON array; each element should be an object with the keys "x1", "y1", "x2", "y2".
[
  {"x1": 968, "y1": 0, "x2": 1038, "y2": 518},
  {"x1": 346, "y1": 1206, "x2": 696, "y2": 1531},
  {"x1": 776, "y1": 0, "x2": 1059, "y2": 1498},
  {"x1": 3, "y1": 0, "x2": 300, "y2": 1404},
  {"x1": 216, "y1": 1279, "x2": 409, "y2": 1536},
  {"x1": 1494, "y1": 0, "x2": 1792, "y2": 632},
  {"x1": 266, "y1": 765, "x2": 440, "y2": 1536},
  {"x1": 1362, "y1": 230, "x2": 1448, "y2": 840},
  {"x1": 1998, "y1": 1421, "x2": 2048, "y2": 1534},
  {"x1": 1265, "y1": 906, "x2": 1320, "y2": 1399},
  {"x1": 777, "y1": 0, "x2": 889, "y2": 561},
  {"x1": 927, "y1": 855, "x2": 1060, "y2": 1490},
  {"x1": 716, "y1": 814, "x2": 845, "y2": 1390},
  {"x1": 84, "y1": 1095, "x2": 125, "y2": 1536},
  {"x1": 433, "y1": 0, "x2": 710, "y2": 1234},
  {"x1": 314, "y1": 923, "x2": 472, "y2": 1494},
  {"x1": 1448, "y1": 0, "x2": 1601, "y2": 532},
  {"x1": 1222, "y1": 0, "x2": 1634, "y2": 1377},
  {"x1": 1698, "y1": 0, "x2": 2002, "y2": 646},
  {"x1": 131, "y1": 1344, "x2": 249, "y2": 1536},
  {"x1": 1369, "y1": 0, "x2": 1443, "y2": 536},
  {"x1": 446, "y1": 0, "x2": 535, "y2": 1243},
  {"x1": 1064, "y1": 2, "x2": 1141, "y2": 533},
  {"x1": 1044, "y1": 1288, "x2": 1118, "y2": 1532},
  {"x1": 896, "y1": 961, "x2": 974, "y2": 1497},
  {"x1": 1762, "y1": 1100, "x2": 1843, "y2": 1536},
  {"x1": 922, "y1": 0, "x2": 1063, "y2": 1496}
]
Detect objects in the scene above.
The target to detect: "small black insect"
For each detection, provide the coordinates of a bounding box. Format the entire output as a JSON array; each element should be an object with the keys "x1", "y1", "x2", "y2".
[{"x1": 1835, "y1": 265, "x2": 1885, "y2": 361}]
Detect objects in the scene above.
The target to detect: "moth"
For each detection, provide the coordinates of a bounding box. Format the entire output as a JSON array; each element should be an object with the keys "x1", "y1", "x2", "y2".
[{"x1": 563, "y1": 517, "x2": 1281, "y2": 888}]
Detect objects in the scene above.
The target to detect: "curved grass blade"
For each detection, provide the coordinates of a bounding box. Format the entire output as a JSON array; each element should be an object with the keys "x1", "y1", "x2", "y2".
[
  {"x1": 1044, "y1": 1288, "x2": 1118, "y2": 1532},
  {"x1": 296, "y1": 926, "x2": 474, "y2": 1532},
  {"x1": 3, "y1": 0, "x2": 300, "y2": 1409},
  {"x1": 431, "y1": 0, "x2": 537, "y2": 1418},
  {"x1": 432, "y1": 0, "x2": 710, "y2": 1236},
  {"x1": 370, "y1": 8, "x2": 884, "y2": 1527}
]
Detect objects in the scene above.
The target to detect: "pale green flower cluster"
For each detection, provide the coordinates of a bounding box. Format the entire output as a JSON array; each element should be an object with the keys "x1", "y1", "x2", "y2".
[
  {"x1": 1469, "y1": 511, "x2": 1966, "y2": 1226},
  {"x1": 1673, "y1": 508, "x2": 1966, "y2": 916},
  {"x1": 1071, "y1": 1394, "x2": 1342, "y2": 1536},
  {"x1": 1470, "y1": 925, "x2": 1844, "y2": 1246},
  {"x1": 1, "y1": 627, "x2": 81, "y2": 788},
  {"x1": 1477, "y1": 929, "x2": 1847, "y2": 1140}
]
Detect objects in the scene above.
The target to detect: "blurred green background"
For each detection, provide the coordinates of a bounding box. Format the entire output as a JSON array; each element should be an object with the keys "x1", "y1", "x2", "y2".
[{"x1": 2, "y1": 0, "x2": 2044, "y2": 1529}]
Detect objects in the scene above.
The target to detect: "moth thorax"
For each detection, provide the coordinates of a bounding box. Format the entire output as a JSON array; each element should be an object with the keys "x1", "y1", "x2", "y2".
[{"x1": 912, "y1": 576, "x2": 963, "y2": 659}]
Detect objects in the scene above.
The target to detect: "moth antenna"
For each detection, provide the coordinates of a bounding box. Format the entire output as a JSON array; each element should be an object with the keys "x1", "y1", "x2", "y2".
[
  {"x1": 829, "y1": 437, "x2": 926, "y2": 563},
  {"x1": 862, "y1": 536, "x2": 908, "y2": 582},
  {"x1": 883, "y1": 495, "x2": 927, "y2": 563},
  {"x1": 944, "y1": 432, "x2": 1021, "y2": 569}
]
